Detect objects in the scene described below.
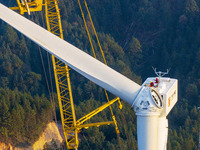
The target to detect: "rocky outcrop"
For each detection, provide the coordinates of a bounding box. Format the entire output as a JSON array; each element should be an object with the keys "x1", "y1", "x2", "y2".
[
  {"x1": 0, "y1": 143, "x2": 13, "y2": 150},
  {"x1": 0, "y1": 122, "x2": 63, "y2": 150},
  {"x1": 32, "y1": 122, "x2": 63, "y2": 150}
]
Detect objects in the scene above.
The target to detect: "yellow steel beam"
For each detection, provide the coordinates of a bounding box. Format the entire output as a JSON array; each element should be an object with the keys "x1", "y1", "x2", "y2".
[
  {"x1": 77, "y1": 121, "x2": 114, "y2": 129},
  {"x1": 10, "y1": 0, "x2": 43, "y2": 15},
  {"x1": 44, "y1": 0, "x2": 78, "y2": 149},
  {"x1": 76, "y1": 97, "x2": 120, "y2": 125}
]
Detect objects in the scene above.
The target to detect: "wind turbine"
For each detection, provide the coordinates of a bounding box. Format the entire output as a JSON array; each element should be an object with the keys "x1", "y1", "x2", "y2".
[{"x1": 0, "y1": 3, "x2": 178, "y2": 150}]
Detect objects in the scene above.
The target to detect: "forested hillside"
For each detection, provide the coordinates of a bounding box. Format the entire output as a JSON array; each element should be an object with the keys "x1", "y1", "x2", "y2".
[{"x1": 0, "y1": 0, "x2": 200, "y2": 150}]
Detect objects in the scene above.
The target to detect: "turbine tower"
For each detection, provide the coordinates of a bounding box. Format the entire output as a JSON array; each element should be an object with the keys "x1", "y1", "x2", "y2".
[{"x1": 0, "y1": 3, "x2": 178, "y2": 150}]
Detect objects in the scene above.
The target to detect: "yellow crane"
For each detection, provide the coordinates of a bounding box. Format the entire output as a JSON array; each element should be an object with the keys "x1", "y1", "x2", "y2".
[{"x1": 10, "y1": 0, "x2": 122, "y2": 149}]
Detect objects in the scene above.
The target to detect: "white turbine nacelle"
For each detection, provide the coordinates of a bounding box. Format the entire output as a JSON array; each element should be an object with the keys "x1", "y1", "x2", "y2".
[
  {"x1": 133, "y1": 77, "x2": 178, "y2": 116},
  {"x1": 132, "y1": 77, "x2": 178, "y2": 150}
]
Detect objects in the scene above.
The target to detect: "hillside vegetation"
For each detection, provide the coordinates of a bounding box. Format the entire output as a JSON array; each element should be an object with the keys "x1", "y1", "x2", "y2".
[{"x1": 0, "y1": 0, "x2": 199, "y2": 149}]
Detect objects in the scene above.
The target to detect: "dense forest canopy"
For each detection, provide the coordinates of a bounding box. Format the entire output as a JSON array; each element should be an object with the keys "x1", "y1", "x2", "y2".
[{"x1": 0, "y1": 0, "x2": 199, "y2": 149}]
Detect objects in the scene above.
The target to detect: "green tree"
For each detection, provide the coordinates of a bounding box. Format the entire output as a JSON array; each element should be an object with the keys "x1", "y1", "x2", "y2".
[
  {"x1": 185, "y1": 0, "x2": 199, "y2": 15},
  {"x1": 128, "y1": 37, "x2": 143, "y2": 72}
]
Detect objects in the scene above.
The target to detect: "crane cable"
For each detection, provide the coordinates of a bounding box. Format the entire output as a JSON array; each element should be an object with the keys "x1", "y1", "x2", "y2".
[
  {"x1": 78, "y1": 0, "x2": 117, "y2": 120},
  {"x1": 83, "y1": 0, "x2": 108, "y2": 65},
  {"x1": 40, "y1": 10, "x2": 57, "y2": 124},
  {"x1": 78, "y1": 0, "x2": 116, "y2": 124},
  {"x1": 78, "y1": 0, "x2": 122, "y2": 133},
  {"x1": 77, "y1": 0, "x2": 96, "y2": 59},
  {"x1": 39, "y1": 8, "x2": 56, "y2": 113},
  {"x1": 81, "y1": 0, "x2": 119, "y2": 128},
  {"x1": 31, "y1": 12, "x2": 58, "y2": 124},
  {"x1": 40, "y1": 10, "x2": 58, "y2": 124},
  {"x1": 77, "y1": 1, "x2": 123, "y2": 149}
]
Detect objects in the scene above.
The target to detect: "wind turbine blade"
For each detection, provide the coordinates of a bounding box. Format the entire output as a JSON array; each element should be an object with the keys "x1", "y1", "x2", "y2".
[{"x1": 0, "y1": 3, "x2": 141, "y2": 104}]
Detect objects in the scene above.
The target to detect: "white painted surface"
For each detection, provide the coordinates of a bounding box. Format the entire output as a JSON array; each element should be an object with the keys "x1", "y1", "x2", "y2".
[
  {"x1": 0, "y1": 3, "x2": 141, "y2": 104},
  {"x1": 137, "y1": 116, "x2": 168, "y2": 150},
  {"x1": 137, "y1": 116, "x2": 159, "y2": 150},
  {"x1": 157, "y1": 117, "x2": 168, "y2": 150}
]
